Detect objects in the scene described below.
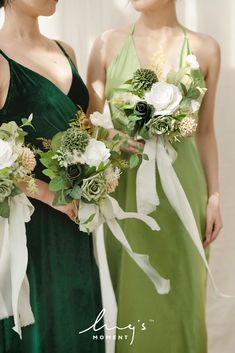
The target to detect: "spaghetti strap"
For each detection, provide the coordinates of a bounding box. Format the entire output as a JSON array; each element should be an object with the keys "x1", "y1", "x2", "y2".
[
  {"x1": 54, "y1": 40, "x2": 70, "y2": 58},
  {"x1": 0, "y1": 48, "x2": 11, "y2": 61},
  {"x1": 179, "y1": 26, "x2": 192, "y2": 68},
  {"x1": 130, "y1": 23, "x2": 136, "y2": 36},
  {"x1": 180, "y1": 25, "x2": 187, "y2": 37}
]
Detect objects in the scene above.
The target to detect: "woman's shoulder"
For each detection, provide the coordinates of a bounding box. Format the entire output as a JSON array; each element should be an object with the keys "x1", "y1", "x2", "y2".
[
  {"x1": 101, "y1": 25, "x2": 132, "y2": 42},
  {"x1": 186, "y1": 28, "x2": 220, "y2": 59},
  {"x1": 185, "y1": 28, "x2": 221, "y2": 75},
  {"x1": 91, "y1": 25, "x2": 132, "y2": 66},
  {"x1": 54, "y1": 39, "x2": 78, "y2": 67}
]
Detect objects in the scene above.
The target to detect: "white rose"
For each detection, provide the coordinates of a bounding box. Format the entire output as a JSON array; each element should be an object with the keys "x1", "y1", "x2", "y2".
[
  {"x1": 90, "y1": 111, "x2": 113, "y2": 129},
  {"x1": 0, "y1": 139, "x2": 17, "y2": 170},
  {"x1": 185, "y1": 54, "x2": 200, "y2": 70},
  {"x1": 145, "y1": 82, "x2": 182, "y2": 116},
  {"x1": 83, "y1": 139, "x2": 111, "y2": 168}
]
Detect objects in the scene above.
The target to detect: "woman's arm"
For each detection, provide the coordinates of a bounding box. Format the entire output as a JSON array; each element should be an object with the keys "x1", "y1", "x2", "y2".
[
  {"x1": 195, "y1": 36, "x2": 223, "y2": 247},
  {"x1": 87, "y1": 35, "x2": 107, "y2": 115},
  {"x1": 18, "y1": 179, "x2": 77, "y2": 221},
  {"x1": 87, "y1": 33, "x2": 141, "y2": 153}
]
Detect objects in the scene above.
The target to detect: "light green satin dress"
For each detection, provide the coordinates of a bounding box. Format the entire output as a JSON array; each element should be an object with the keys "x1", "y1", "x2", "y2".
[{"x1": 104, "y1": 27, "x2": 209, "y2": 353}]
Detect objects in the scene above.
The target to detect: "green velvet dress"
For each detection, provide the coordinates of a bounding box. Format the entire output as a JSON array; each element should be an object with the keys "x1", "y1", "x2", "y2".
[
  {"x1": 104, "y1": 28, "x2": 209, "y2": 353},
  {"x1": 0, "y1": 42, "x2": 104, "y2": 353}
]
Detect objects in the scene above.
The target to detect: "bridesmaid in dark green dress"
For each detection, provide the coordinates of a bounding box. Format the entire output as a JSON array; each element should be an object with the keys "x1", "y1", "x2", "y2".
[{"x1": 0, "y1": 1, "x2": 104, "y2": 353}]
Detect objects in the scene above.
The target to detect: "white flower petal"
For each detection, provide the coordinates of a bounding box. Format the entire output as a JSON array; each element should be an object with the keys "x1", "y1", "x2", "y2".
[
  {"x1": 186, "y1": 54, "x2": 200, "y2": 70},
  {"x1": 0, "y1": 139, "x2": 17, "y2": 170},
  {"x1": 145, "y1": 82, "x2": 182, "y2": 116},
  {"x1": 90, "y1": 111, "x2": 113, "y2": 129},
  {"x1": 83, "y1": 139, "x2": 110, "y2": 168}
]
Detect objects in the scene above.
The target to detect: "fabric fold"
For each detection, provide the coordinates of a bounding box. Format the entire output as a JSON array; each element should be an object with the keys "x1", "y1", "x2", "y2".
[{"x1": 0, "y1": 194, "x2": 35, "y2": 339}]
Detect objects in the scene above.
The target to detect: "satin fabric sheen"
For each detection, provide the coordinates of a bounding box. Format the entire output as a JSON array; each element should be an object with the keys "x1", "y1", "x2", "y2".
[{"x1": 104, "y1": 28, "x2": 209, "y2": 353}]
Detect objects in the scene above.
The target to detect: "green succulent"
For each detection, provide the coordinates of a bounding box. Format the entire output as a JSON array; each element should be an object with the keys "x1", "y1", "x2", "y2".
[
  {"x1": 132, "y1": 68, "x2": 158, "y2": 92},
  {"x1": 149, "y1": 116, "x2": 175, "y2": 136},
  {"x1": 61, "y1": 128, "x2": 89, "y2": 154}
]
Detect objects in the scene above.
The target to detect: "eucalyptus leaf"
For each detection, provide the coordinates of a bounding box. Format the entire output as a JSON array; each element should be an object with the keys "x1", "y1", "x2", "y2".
[
  {"x1": 69, "y1": 184, "x2": 82, "y2": 199},
  {"x1": 142, "y1": 153, "x2": 149, "y2": 161},
  {"x1": 180, "y1": 98, "x2": 191, "y2": 110},
  {"x1": 49, "y1": 176, "x2": 67, "y2": 192},
  {"x1": 129, "y1": 154, "x2": 140, "y2": 169},
  {"x1": 113, "y1": 133, "x2": 121, "y2": 141},
  {"x1": 174, "y1": 114, "x2": 187, "y2": 121},
  {"x1": 83, "y1": 165, "x2": 97, "y2": 177},
  {"x1": 187, "y1": 88, "x2": 200, "y2": 100},
  {"x1": 51, "y1": 132, "x2": 64, "y2": 152},
  {"x1": 42, "y1": 169, "x2": 56, "y2": 179}
]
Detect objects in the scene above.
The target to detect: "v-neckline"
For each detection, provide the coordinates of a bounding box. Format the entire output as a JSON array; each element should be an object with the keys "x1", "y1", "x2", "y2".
[
  {"x1": 9, "y1": 56, "x2": 75, "y2": 98},
  {"x1": 0, "y1": 41, "x2": 75, "y2": 98},
  {"x1": 129, "y1": 28, "x2": 189, "y2": 73}
]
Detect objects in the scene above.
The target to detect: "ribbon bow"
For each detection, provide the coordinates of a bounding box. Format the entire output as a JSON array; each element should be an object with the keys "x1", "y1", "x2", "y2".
[{"x1": 79, "y1": 195, "x2": 170, "y2": 295}]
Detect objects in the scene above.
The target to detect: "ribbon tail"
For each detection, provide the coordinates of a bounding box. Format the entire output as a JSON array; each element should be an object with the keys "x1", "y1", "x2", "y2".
[
  {"x1": 106, "y1": 195, "x2": 160, "y2": 231},
  {"x1": 136, "y1": 139, "x2": 159, "y2": 214},
  {"x1": 0, "y1": 217, "x2": 11, "y2": 319},
  {"x1": 100, "y1": 197, "x2": 170, "y2": 294},
  {"x1": 8, "y1": 195, "x2": 35, "y2": 338},
  {"x1": 106, "y1": 218, "x2": 170, "y2": 294},
  {"x1": 93, "y1": 226, "x2": 117, "y2": 353},
  {"x1": 156, "y1": 137, "x2": 232, "y2": 298}
]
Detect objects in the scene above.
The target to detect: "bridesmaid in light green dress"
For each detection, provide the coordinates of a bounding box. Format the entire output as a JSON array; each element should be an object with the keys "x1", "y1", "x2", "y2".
[{"x1": 87, "y1": 1, "x2": 222, "y2": 352}]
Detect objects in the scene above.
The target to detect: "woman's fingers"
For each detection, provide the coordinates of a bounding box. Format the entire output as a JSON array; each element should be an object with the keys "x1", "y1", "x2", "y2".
[
  {"x1": 122, "y1": 138, "x2": 144, "y2": 154},
  {"x1": 211, "y1": 220, "x2": 223, "y2": 242},
  {"x1": 204, "y1": 219, "x2": 223, "y2": 248},
  {"x1": 203, "y1": 219, "x2": 213, "y2": 248}
]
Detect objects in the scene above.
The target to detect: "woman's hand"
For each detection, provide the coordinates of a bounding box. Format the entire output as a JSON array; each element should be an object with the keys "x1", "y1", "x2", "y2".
[
  {"x1": 203, "y1": 192, "x2": 223, "y2": 248},
  {"x1": 18, "y1": 179, "x2": 79, "y2": 222},
  {"x1": 108, "y1": 128, "x2": 144, "y2": 154},
  {"x1": 51, "y1": 201, "x2": 79, "y2": 222}
]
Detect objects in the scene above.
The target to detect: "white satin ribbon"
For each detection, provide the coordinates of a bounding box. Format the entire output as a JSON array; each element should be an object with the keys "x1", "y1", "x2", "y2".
[
  {"x1": 0, "y1": 194, "x2": 35, "y2": 338},
  {"x1": 137, "y1": 136, "x2": 231, "y2": 298},
  {"x1": 79, "y1": 195, "x2": 170, "y2": 295}
]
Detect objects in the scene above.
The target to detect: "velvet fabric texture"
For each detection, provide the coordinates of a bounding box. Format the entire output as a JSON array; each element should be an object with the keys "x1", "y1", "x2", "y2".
[{"x1": 0, "y1": 42, "x2": 105, "y2": 353}]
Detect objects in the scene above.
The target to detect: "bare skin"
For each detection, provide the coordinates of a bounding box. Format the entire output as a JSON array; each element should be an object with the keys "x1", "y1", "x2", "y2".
[
  {"x1": 87, "y1": 0, "x2": 223, "y2": 247},
  {"x1": 0, "y1": 0, "x2": 78, "y2": 221}
]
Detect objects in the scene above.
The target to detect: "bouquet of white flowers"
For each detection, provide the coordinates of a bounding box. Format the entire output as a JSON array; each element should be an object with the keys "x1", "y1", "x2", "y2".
[
  {"x1": 39, "y1": 108, "x2": 170, "y2": 297},
  {"x1": 0, "y1": 115, "x2": 37, "y2": 338},
  {"x1": 111, "y1": 54, "x2": 207, "y2": 147},
  {"x1": 0, "y1": 115, "x2": 36, "y2": 217},
  {"x1": 39, "y1": 109, "x2": 130, "y2": 224},
  {"x1": 109, "y1": 55, "x2": 225, "y2": 297}
]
